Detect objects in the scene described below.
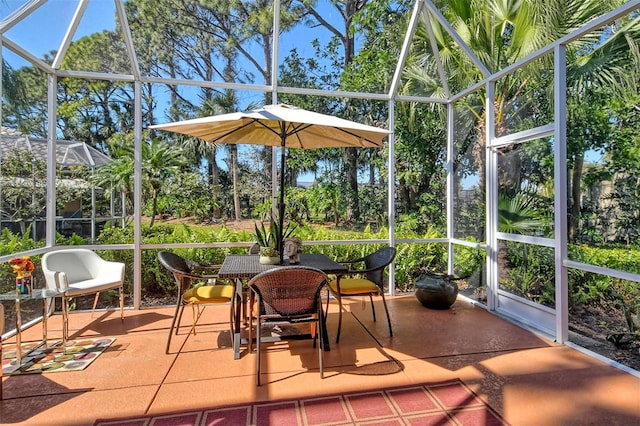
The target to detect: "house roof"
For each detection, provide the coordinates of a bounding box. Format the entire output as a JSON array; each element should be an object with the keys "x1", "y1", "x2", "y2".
[{"x1": 0, "y1": 126, "x2": 112, "y2": 168}]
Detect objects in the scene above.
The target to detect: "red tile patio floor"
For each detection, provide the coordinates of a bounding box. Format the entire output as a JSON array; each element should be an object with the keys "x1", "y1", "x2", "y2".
[{"x1": 1, "y1": 295, "x2": 639, "y2": 425}]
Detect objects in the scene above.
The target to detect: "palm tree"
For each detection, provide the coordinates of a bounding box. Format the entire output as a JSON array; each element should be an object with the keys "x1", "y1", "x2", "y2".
[
  {"x1": 142, "y1": 139, "x2": 186, "y2": 226},
  {"x1": 95, "y1": 136, "x2": 185, "y2": 227},
  {"x1": 404, "y1": 0, "x2": 639, "y2": 239},
  {"x1": 199, "y1": 93, "x2": 259, "y2": 222},
  {"x1": 94, "y1": 138, "x2": 136, "y2": 225}
]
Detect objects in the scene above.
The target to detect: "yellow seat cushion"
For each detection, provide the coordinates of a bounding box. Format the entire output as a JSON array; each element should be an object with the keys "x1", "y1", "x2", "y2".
[
  {"x1": 330, "y1": 278, "x2": 379, "y2": 295},
  {"x1": 183, "y1": 284, "x2": 234, "y2": 303}
]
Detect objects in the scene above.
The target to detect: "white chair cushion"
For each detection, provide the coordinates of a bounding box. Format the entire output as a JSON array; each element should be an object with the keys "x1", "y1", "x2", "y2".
[{"x1": 64, "y1": 277, "x2": 124, "y2": 296}]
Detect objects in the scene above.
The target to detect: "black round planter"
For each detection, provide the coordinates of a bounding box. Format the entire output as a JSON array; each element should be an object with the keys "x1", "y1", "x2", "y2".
[{"x1": 414, "y1": 273, "x2": 459, "y2": 309}]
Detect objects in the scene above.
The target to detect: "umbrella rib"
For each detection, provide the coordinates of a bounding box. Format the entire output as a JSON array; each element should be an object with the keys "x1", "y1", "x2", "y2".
[
  {"x1": 335, "y1": 128, "x2": 382, "y2": 147},
  {"x1": 252, "y1": 120, "x2": 313, "y2": 143},
  {"x1": 259, "y1": 120, "x2": 383, "y2": 148},
  {"x1": 252, "y1": 119, "x2": 286, "y2": 141},
  {"x1": 286, "y1": 124, "x2": 314, "y2": 145},
  {"x1": 208, "y1": 120, "x2": 255, "y2": 143}
]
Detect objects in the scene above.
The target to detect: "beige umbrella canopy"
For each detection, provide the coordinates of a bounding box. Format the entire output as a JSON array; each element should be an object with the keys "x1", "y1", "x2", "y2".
[
  {"x1": 151, "y1": 103, "x2": 390, "y2": 259},
  {"x1": 150, "y1": 103, "x2": 388, "y2": 148}
]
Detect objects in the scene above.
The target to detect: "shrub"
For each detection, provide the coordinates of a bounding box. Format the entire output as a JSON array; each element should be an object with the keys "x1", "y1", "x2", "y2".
[{"x1": 4, "y1": 222, "x2": 636, "y2": 314}]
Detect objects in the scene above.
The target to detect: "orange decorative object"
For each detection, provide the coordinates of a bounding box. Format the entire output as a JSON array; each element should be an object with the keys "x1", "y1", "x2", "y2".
[
  {"x1": 9, "y1": 256, "x2": 35, "y2": 294},
  {"x1": 9, "y1": 256, "x2": 35, "y2": 279}
]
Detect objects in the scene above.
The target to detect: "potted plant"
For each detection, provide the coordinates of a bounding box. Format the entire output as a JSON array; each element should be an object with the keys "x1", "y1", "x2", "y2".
[
  {"x1": 254, "y1": 214, "x2": 297, "y2": 265},
  {"x1": 254, "y1": 220, "x2": 280, "y2": 265}
]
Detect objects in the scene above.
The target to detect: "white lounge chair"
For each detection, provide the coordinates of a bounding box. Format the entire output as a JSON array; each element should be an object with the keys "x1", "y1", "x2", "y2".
[{"x1": 42, "y1": 248, "x2": 125, "y2": 340}]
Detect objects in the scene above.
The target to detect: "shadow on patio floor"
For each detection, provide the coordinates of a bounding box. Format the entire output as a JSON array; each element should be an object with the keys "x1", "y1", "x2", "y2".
[{"x1": 1, "y1": 295, "x2": 639, "y2": 425}]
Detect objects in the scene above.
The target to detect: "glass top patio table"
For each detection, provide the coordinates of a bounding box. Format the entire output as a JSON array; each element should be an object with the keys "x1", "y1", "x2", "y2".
[
  {"x1": 218, "y1": 253, "x2": 347, "y2": 279},
  {"x1": 0, "y1": 288, "x2": 62, "y2": 302},
  {"x1": 218, "y1": 253, "x2": 347, "y2": 359},
  {"x1": 0, "y1": 288, "x2": 65, "y2": 367}
]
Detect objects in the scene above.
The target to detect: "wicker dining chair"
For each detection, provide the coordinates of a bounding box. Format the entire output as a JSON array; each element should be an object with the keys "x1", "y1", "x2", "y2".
[
  {"x1": 328, "y1": 247, "x2": 396, "y2": 343},
  {"x1": 248, "y1": 266, "x2": 329, "y2": 386},
  {"x1": 158, "y1": 251, "x2": 235, "y2": 354}
]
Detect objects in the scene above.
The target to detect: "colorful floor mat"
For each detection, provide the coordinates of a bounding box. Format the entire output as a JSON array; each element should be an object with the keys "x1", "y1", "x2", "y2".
[
  {"x1": 94, "y1": 379, "x2": 508, "y2": 426},
  {"x1": 2, "y1": 337, "x2": 115, "y2": 375}
]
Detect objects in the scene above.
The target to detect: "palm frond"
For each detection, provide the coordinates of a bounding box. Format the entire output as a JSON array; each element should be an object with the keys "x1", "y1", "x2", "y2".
[{"x1": 498, "y1": 192, "x2": 545, "y2": 234}]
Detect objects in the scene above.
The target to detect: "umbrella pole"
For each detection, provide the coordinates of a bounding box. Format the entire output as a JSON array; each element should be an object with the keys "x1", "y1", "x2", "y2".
[{"x1": 278, "y1": 129, "x2": 286, "y2": 264}]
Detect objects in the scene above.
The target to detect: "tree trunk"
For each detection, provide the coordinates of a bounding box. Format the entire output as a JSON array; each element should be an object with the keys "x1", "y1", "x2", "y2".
[
  {"x1": 209, "y1": 149, "x2": 221, "y2": 219},
  {"x1": 369, "y1": 157, "x2": 375, "y2": 185},
  {"x1": 569, "y1": 154, "x2": 584, "y2": 242},
  {"x1": 150, "y1": 188, "x2": 158, "y2": 227},
  {"x1": 231, "y1": 145, "x2": 241, "y2": 221},
  {"x1": 398, "y1": 176, "x2": 410, "y2": 212},
  {"x1": 346, "y1": 147, "x2": 359, "y2": 221}
]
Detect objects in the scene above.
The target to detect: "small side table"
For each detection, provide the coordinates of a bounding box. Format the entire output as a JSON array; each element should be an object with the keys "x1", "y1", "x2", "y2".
[{"x1": 0, "y1": 288, "x2": 65, "y2": 362}]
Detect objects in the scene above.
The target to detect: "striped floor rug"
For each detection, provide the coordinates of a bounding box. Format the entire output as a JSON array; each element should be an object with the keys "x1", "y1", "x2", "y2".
[{"x1": 94, "y1": 379, "x2": 508, "y2": 425}]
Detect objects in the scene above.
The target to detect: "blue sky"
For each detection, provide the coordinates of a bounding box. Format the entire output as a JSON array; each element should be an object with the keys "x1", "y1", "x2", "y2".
[
  {"x1": 1, "y1": 1, "x2": 346, "y2": 182},
  {"x1": 1, "y1": 0, "x2": 340, "y2": 78},
  {"x1": 1, "y1": 1, "x2": 115, "y2": 60},
  {"x1": 1, "y1": 0, "x2": 347, "y2": 114}
]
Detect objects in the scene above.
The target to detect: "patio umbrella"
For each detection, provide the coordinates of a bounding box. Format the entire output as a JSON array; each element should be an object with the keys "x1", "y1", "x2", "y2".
[{"x1": 150, "y1": 103, "x2": 390, "y2": 259}]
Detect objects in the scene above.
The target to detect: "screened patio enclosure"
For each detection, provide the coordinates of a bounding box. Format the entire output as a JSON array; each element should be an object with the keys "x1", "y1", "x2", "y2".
[
  {"x1": 0, "y1": 126, "x2": 121, "y2": 241},
  {"x1": 1, "y1": 0, "x2": 639, "y2": 373}
]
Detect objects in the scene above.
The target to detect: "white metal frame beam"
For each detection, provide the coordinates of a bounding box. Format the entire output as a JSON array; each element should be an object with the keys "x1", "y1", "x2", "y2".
[
  {"x1": 554, "y1": 44, "x2": 569, "y2": 343},
  {"x1": 52, "y1": 0, "x2": 88, "y2": 70}
]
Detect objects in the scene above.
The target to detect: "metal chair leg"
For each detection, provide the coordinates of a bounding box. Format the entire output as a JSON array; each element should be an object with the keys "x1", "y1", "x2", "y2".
[
  {"x1": 335, "y1": 292, "x2": 344, "y2": 343},
  {"x1": 229, "y1": 286, "x2": 236, "y2": 339},
  {"x1": 318, "y1": 305, "x2": 324, "y2": 379},
  {"x1": 165, "y1": 303, "x2": 182, "y2": 354},
  {"x1": 175, "y1": 304, "x2": 185, "y2": 335},
  {"x1": 119, "y1": 285, "x2": 125, "y2": 320},
  {"x1": 91, "y1": 292, "x2": 101, "y2": 318},
  {"x1": 369, "y1": 294, "x2": 377, "y2": 322},
  {"x1": 256, "y1": 312, "x2": 262, "y2": 386},
  {"x1": 380, "y1": 292, "x2": 393, "y2": 337},
  {"x1": 248, "y1": 292, "x2": 255, "y2": 352},
  {"x1": 191, "y1": 304, "x2": 198, "y2": 335},
  {"x1": 62, "y1": 296, "x2": 70, "y2": 344}
]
